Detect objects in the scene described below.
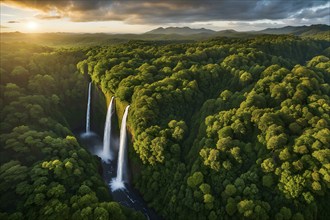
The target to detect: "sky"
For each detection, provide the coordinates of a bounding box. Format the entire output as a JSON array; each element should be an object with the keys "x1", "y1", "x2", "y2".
[{"x1": 1, "y1": 0, "x2": 329, "y2": 33}]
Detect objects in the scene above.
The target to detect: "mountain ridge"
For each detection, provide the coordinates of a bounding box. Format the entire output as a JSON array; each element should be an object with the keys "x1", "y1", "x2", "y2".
[
  {"x1": 1, "y1": 24, "x2": 328, "y2": 47},
  {"x1": 145, "y1": 26, "x2": 216, "y2": 35},
  {"x1": 257, "y1": 24, "x2": 330, "y2": 35},
  {"x1": 145, "y1": 24, "x2": 330, "y2": 38}
]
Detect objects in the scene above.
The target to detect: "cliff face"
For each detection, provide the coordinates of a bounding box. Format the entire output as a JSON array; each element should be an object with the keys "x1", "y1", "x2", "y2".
[{"x1": 91, "y1": 84, "x2": 107, "y2": 135}]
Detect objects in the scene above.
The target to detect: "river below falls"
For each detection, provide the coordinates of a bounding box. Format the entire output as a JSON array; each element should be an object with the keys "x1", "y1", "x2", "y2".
[{"x1": 77, "y1": 131, "x2": 161, "y2": 220}]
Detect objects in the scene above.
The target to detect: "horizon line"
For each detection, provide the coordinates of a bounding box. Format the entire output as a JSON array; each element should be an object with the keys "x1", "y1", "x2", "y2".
[{"x1": 0, "y1": 23, "x2": 328, "y2": 35}]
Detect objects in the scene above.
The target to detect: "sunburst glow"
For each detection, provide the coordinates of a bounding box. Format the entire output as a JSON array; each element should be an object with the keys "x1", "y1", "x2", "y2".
[{"x1": 26, "y1": 21, "x2": 38, "y2": 30}]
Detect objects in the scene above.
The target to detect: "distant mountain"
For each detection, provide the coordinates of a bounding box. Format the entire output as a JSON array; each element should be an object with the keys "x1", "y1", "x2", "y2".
[
  {"x1": 144, "y1": 24, "x2": 329, "y2": 39},
  {"x1": 257, "y1": 24, "x2": 330, "y2": 36},
  {"x1": 213, "y1": 29, "x2": 254, "y2": 38},
  {"x1": 1, "y1": 25, "x2": 328, "y2": 47},
  {"x1": 145, "y1": 27, "x2": 215, "y2": 35}
]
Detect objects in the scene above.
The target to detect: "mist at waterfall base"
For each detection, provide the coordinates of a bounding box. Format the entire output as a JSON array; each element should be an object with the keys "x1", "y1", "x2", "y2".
[
  {"x1": 76, "y1": 89, "x2": 160, "y2": 219},
  {"x1": 77, "y1": 116, "x2": 159, "y2": 219}
]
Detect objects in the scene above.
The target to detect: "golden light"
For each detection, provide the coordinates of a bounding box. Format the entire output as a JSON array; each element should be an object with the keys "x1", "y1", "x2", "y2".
[{"x1": 26, "y1": 21, "x2": 38, "y2": 30}]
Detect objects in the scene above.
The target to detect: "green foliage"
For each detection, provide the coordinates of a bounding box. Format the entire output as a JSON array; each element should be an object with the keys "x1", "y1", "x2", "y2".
[
  {"x1": 237, "y1": 200, "x2": 255, "y2": 217},
  {"x1": 2, "y1": 35, "x2": 330, "y2": 219},
  {"x1": 81, "y1": 36, "x2": 329, "y2": 219},
  {"x1": 0, "y1": 43, "x2": 140, "y2": 219},
  {"x1": 187, "y1": 172, "x2": 204, "y2": 188},
  {"x1": 225, "y1": 184, "x2": 237, "y2": 196},
  {"x1": 262, "y1": 175, "x2": 274, "y2": 188},
  {"x1": 97, "y1": 36, "x2": 328, "y2": 219},
  {"x1": 226, "y1": 199, "x2": 237, "y2": 216}
]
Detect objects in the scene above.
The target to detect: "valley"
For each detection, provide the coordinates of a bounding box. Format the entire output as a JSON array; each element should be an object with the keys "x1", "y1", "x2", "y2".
[{"x1": 1, "y1": 29, "x2": 329, "y2": 219}]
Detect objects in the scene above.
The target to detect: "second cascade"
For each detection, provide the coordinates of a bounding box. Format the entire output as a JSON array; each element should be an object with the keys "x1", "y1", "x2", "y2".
[
  {"x1": 100, "y1": 97, "x2": 115, "y2": 162},
  {"x1": 110, "y1": 105, "x2": 130, "y2": 191},
  {"x1": 99, "y1": 95, "x2": 130, "y2": 191}
]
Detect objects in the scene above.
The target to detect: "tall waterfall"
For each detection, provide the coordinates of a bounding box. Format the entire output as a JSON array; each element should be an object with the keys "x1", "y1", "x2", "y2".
[
  {"x1": 85, "y1": 82, "x2": 92, "y2": 133},
  {"x1": 111, "y1": 105, "x2": 130, "y2": 191},
  {"x1": 117, "y1": 105, "x2": 130, "y2": 182},
  {"x1": 101, "y1": 97, "x2": 115, "y2": 162}
]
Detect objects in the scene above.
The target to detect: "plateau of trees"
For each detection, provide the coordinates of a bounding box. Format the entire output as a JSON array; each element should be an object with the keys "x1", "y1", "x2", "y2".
[{"x1": 78, "y1": 36, "x2": 330, "y2": 219}]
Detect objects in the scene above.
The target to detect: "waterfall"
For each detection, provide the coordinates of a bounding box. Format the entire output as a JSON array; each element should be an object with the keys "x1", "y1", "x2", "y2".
[
  {"x1": 86, "y1": 82, "x2": 92, "y2": 133},
  {"x1": 117, "y1": 105, "x2": 130, "y2": 182},
  {"x1": 111, "y1": 105, "x2": 130, "y2": 191},
  {"x1": 101, "y1": 97, "x2": 115, "y2": 162}
]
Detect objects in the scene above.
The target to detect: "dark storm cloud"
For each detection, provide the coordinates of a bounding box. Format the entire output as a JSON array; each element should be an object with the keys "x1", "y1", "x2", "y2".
[
  {"x1": 294, "y1": 7, "x2": 330, "y2": 19},
  {"x1": 8, "y1": 20, "x2": 20, "y2": 23},
  {"x1": 3, "y1": 0, "x2": 330, "y2": 23}
]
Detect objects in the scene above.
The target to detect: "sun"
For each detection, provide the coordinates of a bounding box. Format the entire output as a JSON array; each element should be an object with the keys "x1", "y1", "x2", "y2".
[{"x1": 26, "y1": 21, "x2": 39, "y2": 30}]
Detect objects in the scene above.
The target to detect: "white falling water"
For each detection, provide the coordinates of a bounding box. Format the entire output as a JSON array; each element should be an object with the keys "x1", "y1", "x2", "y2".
[
  {"x1": 101, "y1": 97, "x2": 115, "y2": 162},
  {"x1": 111, "y1": 105, "x2": 130, "y2": 191},
  {"x1": 86, "y1": 82, "x2": 92, "y2": 133}
]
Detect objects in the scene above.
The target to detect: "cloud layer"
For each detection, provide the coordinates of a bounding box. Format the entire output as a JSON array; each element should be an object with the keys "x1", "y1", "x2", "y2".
[
  {"x1": 7, "y1": 20, "x2": 20, "y2": 23},
  {"x1": 3, "y1": 0, "x2": 330, "y2": 24}
]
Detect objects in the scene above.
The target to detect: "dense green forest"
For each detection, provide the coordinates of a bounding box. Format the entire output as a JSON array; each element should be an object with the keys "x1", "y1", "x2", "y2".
[
  {"x1": 1, "y1": 34, "x2": 330, "y2": 220},
  {"x1": 78, "y1": 35, "x2": 330, "y2": 219},
  {"x1": 0, "y1": 42, "x2": 144, "y2": 219}
]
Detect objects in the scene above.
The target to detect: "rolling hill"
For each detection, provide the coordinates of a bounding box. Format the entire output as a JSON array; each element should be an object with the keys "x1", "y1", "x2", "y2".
[{"x1": 145, "y1": 27, "x2": 215, "y2": 35}]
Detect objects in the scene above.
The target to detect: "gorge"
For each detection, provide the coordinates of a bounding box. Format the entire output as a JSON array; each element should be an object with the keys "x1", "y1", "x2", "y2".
[
  {"x1": 79, "y1": 86, "x2": 159, "y2": 219},
  {"x1": 1, "y1": 31, "x2": 329, "y2": 220}
]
